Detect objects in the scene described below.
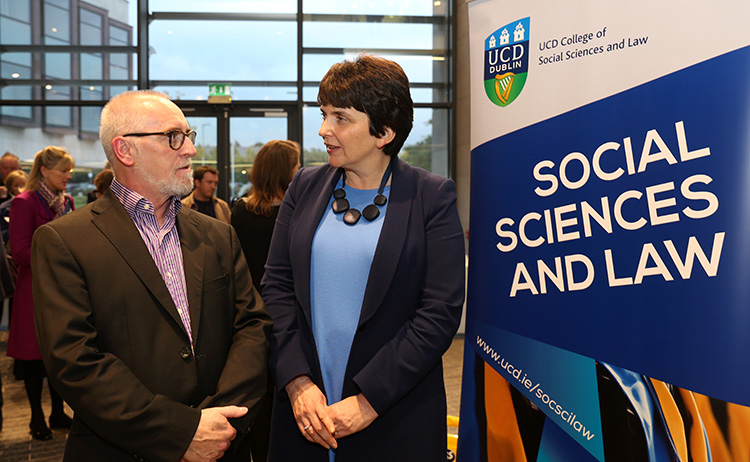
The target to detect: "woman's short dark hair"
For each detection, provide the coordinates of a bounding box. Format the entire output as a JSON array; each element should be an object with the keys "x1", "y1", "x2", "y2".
[{"x1": 318, "y1": 55, "x2": 414, "y2": 156}]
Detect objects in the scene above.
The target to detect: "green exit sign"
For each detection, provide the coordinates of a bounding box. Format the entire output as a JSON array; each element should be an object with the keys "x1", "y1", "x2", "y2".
[{"x1": 208, "y1": 83, "x2": 231, "y2": 103}]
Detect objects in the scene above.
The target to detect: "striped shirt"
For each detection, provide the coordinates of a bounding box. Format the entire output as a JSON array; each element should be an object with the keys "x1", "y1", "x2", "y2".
[{"x1": 110, "y1": 179, "x2": 193, "y2": 345}]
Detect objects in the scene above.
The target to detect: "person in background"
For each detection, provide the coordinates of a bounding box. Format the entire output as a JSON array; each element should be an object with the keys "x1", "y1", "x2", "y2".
[
  {"x1": 92, "y1": 168, "x2": 114, "y2": 200},
  {"x1": 0, "y1": 168, "x2": 28, "y2": 430},
  {"x1": 0, "y1": 152, "x2": 21, "y2": 205},
  {"x1": 87, "y1": 162, "x2": 112, "y2": 203},
  {"x1": 32, "y1": 90, "x2": 272, "y2": 461},
  {"x1": 0, "y1": 169, "x2": 28, "y2": 241},
  {"x1": 9, "y1": 146, "x2": 75, "y2": 441},
  {"x1": 232, "y1": 140, "x2": 300, "y2": 294},
  {"x1": 231, "y1": 139, "x2": 300, "y2": 462},
  {"x1": 262, "y1": 55, "x2": 465, "y2": 461},
  {"x1": 182, "y1": 165, "x2": 231, "y2": 223},
  {"x1": 0, "y1": 228, "x2": 13, "y2": 433},
  {"x1": 5, "y1": 169, "x2": 28, "y2": 197}
]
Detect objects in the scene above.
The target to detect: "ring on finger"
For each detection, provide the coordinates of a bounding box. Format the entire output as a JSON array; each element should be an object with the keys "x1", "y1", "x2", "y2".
[{"x1": 303, "y1": 424, "x2": 311, "y2": 431}]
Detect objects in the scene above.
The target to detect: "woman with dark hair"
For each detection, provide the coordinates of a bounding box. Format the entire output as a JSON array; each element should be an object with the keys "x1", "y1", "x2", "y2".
[
  {"x1": 9, "y1": 146, "x2": 75, "y2": 440},
  {"x1": 232, "y1": 140, "x2": 300, "y2": 293},
  {"x1": 93, "y1": 168, "x2": 114, "y2": 199},
  {"x1": 263, "y1": 55, "x2": 465, "y2": 461},
  {"x1": 231, "y1": 139, "x2": 299, "y2": 462}
]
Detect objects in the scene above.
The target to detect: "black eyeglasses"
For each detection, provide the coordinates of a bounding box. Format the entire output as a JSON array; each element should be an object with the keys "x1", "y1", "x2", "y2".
[{"x1": 123, "y1": 129, "x2": 197, "y2": 150}]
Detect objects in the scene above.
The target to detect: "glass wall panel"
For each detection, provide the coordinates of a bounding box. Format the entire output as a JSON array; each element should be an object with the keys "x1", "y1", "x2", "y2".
[
  {"x1": 413, "y1": 87, "x2": 448, "y2": 104},
  {"x1": 301, "y1": 105, "x2": 326, "y2": 166},
  {"x1": 44, "y1": 86, "x2": 72, "y2": 127},
  {"x1": 80, "y1": 9, "x2": 103, "y2": 45},
  {"x1": 110, "y1": 24, "x2": 129, "y2": 45},
  {"x1": 109, "y1": 24, "x2": 131, "y2": 95},
  {"x1": 0, "y1": 89, "x2": 33, "y2": 119},
  {"x1": 3, "y1": 52, "x2": 32, "y2": 67},
  {"x1": 403, "y1": 107, "x2": 448, "y2": 176},
  {"x1": 0, "y1": 17, "x2": 31, "y2": 44},
  {"x1": 45, "y1": 52, "x2": 72, "y2": 78},
  {"x1": 1, "y1": 0, "x2": 31, "y2": 21},
  {"x1": 45, "y1": 0, "x2": 70, "y2": 8},
  {"x1": 150, "y1": 0, "x2": 296, "y2": 13},
  {"x1": 303, "y1": 0, "x2": 438, "y2": 16},
  {"x1": 80, "y1": 86, "x2": 103, "y2": 133},
  {"x1": 1, "y1": 61, "x2": 32, "y2": 83},
  {"x1": 302, "y1": 85, "x2": 318, "y2": 103},
  {"x1": 303, "y1": 53, "x2": 447, "y2": 84},
  {"x1": 149, "y1": 20, "x2": 297, "y2": 81},
  {"x1": 110, "y1": 55, "x2": 130, "y2": 80},
  {"x1": 81, "y1": 54, "x2": 103, "y2": 79},
  {"x1": 304, "y1": 22, "x2": 436, "y2": 50},
  {"x1": 229, "y1": 117, "x2": 288, "y2": 199},
  {"x1": 185, "y1": 116, "x2": 218, "y2": 177},
  {"x1": 2, "y1": 53, "x2": 32, "y2": 114},
  {"x1": 44, "y1": 2, "x2": 71, "y2": 45}
]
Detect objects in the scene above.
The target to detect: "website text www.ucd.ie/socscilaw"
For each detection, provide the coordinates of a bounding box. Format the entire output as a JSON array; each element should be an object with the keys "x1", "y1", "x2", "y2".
[{"x1": 476, "y1": 335, "x2": 596, "y2": 441}]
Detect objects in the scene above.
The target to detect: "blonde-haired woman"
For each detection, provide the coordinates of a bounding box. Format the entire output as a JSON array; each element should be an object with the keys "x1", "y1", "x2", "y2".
[{"x1": 9, "y1": 146, "x2": 75, "y2": 440}]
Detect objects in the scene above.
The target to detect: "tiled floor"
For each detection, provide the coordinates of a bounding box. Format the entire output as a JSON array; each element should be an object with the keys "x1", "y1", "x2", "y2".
[
  {"x1": 0, "y1": 329, "x2": 465, "y2": 461},
  {"x1": 0, "y1": 330, "x2": 70, "y2": 461}
]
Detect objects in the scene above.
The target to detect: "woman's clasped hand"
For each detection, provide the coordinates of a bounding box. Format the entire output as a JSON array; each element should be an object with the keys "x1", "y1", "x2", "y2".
[{"x1": 286, "y1": 375, "x2": 379, "y2": 449}]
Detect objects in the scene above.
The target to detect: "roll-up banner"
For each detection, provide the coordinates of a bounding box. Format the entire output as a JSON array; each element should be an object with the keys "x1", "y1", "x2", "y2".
[{"x1": 460, "y1": 1, "x2": 750, "y2": 461}]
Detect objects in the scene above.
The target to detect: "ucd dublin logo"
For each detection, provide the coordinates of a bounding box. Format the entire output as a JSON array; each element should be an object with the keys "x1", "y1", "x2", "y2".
[{"x1": 484, "y1": 17, "x2": 530, "y2": 107}]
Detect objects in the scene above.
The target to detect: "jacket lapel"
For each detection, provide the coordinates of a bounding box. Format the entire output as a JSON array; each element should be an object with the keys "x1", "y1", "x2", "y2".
[
  {"x1": 90, "y1": 191, "x2": 189, "y2": 339},
  {"x1": 176, "y1": 209, "x2": 204, "y2": 341},
  {"x1": 359, "y1": 157, "x2": 412, "y2": 326},
  {"x1": 295, "y1": 166, "x2": 343, "y2": 327}
]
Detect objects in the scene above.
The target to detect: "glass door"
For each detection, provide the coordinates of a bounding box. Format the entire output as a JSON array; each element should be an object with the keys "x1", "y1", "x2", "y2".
[
  {"x1": 179, "y1": 102, "x2": 299, "y2": 204},
  {"x1": 229, "y1": 113, "x2": 289, "y2": 202},
  {"x1": 185, "y1": 116, "x2": 218, "y2": 168}
]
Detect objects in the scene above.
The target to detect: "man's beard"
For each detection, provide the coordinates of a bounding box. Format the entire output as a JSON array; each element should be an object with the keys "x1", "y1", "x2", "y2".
[{"x1": 133, "y1": 147, "x2": 193, "y2": 198}]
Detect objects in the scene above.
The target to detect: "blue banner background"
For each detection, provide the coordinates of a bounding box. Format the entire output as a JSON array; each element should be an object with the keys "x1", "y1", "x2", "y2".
[{"x1": 468, "y1": 45, "x2": 750, "y2": 406}]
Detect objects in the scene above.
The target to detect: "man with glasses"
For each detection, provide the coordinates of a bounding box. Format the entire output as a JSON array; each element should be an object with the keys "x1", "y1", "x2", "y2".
[
  {"x1": 182, "y1": 165, "x2": 232, "y2": 224},
  {"x1": 31, "y1": 90, "x2": 272, "y2": 462}
]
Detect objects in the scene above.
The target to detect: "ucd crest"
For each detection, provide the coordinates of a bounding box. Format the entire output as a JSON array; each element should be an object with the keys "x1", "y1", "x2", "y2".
[{"x1": 484, "y1": 17, "x2": 530, "y2": 107}]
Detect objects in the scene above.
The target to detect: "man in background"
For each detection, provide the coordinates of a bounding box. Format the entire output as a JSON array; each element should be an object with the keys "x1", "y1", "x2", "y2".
[
  {"x1": 0, "y1": 152, "x2": 21, "y2": 204},
  {"x1": 182, "y1": 165, "x2": 231, "y2": 223},
  {"x1": 32, "y1": 90, "x2": 272, "y2": 462}
]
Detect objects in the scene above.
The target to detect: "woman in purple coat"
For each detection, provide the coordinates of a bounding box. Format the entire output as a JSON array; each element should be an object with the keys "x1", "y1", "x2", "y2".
[{"x1": 8, "y1": 146, "x2": 75, "y2": 440}]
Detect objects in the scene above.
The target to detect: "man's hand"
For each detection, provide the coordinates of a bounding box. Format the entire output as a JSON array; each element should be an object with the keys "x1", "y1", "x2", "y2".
[
  {"x1": 285, "y1": 376, "x2": 337, "y2": 449},
  {"x1": 181, "y1": 406, "x2": 247, "y2": 462},
  {"x1": 328, "y1": 393, "x2": 378, "y2": 438}
]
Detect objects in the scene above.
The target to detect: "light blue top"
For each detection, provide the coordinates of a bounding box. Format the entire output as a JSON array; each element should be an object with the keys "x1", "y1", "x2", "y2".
[{"x1": 311, "y1": 179, "x2": 390, "y2": 461}]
